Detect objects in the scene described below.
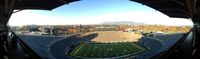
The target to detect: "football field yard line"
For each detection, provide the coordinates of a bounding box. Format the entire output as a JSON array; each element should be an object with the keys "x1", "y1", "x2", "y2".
[{"x1": 69, "y1": 42, "x2": 146, "y2": 58}]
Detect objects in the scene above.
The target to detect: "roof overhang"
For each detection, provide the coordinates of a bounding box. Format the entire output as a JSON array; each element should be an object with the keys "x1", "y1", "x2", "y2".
[
  {"x1": 15, "y1": 0, "x2": 79, "y2": 10},
  {"x1": 130, "y1": 0, "x2": 200, "y2": 19}
]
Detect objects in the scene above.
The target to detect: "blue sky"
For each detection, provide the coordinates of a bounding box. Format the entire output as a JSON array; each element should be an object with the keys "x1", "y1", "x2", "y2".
[{"x1": 9, "y1": 0, "x2": 193, "y2": 26}]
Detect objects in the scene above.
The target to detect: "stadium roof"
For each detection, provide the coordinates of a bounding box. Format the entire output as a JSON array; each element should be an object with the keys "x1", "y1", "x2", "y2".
[
  {"x1": 13, "y1": 0, "x2": 200, "y2": 19},
  {"x1": 15, "y1": 0, "x2": 79, "y2": 10},
  {"x1": 15, "y1": 0, "x2": 200, "y2": 20},
  {"x1": 130, "y1": 0, "x2": 199, "y2": 19}
]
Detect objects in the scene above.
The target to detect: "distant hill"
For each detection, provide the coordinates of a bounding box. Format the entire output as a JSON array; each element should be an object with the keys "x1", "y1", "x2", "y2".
[{"x1": 102, "y1": 21, "x2": 146, "y2": 25}]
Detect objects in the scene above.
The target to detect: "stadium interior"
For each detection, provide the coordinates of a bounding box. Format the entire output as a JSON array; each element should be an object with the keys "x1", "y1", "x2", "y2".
[
  {"x1": 1, "y1": 0, "x2": 200, "y2": 59},
  {"x1": 17, "y1": 31, "x2": 185, "y2": 59}
]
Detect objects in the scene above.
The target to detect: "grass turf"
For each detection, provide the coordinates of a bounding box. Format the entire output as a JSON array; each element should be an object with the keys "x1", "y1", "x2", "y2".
[{"x1": 69, "y1": 42, "x2": 146, "y2": 58}]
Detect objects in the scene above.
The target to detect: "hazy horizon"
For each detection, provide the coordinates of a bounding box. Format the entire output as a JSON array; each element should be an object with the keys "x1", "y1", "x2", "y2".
[{"x1": 9, "y1": 0, "x2": 193, "y2": 26}]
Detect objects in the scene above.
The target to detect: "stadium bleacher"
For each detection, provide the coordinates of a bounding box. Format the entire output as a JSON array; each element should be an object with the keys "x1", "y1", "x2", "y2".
[
  {"x1": 50, "y1": 35, "x2": 91, "y2": 59},
  {"x1": 18, "y1": 35, "x2": 64, "y2": 59},
  {"x1": 17, "y1": 32, "x2": 185, "y2": 59},
  {"x1": 136, "y1": 36, "x2": 164, "y2": 58},
  {"x1": 135, "y1": 34, "x2": 184, "y2": 59},
  {"x1": 154, "y1": 34, "x2": 184, "y2": 50}
]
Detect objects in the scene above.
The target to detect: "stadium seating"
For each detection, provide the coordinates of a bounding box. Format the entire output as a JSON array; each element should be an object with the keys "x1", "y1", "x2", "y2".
[
  {"x1": 17, "y1": 32, "x2": 184, "y2": 59},
  {"x1": 154, "y1": 34, "x2": 184, "y2": 50},
  {"x1": 18, "y1": 35, "x2": 64, "y2": 59},
  {"x1": 136, "y1": 37, "x2": 164, "y2": 58},
  {"x1": 135, "y1": 34, "x2": 184, "y2": 59}
]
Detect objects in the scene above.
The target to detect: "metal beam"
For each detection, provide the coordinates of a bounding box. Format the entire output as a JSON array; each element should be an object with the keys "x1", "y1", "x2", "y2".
[
  {"x1": 172, "y1": 0, "x2": 186, "y2": 7},
  {"x1": 145, "y1": 0, "x2": 169, "y2": 5},
  {"x1": 166, "y1": 13, "x2": 190, "y2": 18},
  {"x1": 158, "y1": 8, "x2": 189, "y2": 15},
  {"x1": 145, "y1": 0, "x2": 186, "y2": 7},
  {"x1": 186, "y1": 0, "x2": 193, "y2": 18},
  {"x1": 3, "y1": 0, "x2": 17, "y2": 25}
]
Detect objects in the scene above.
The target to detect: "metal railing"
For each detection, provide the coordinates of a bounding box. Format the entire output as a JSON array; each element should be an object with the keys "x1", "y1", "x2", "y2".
[{"x1": 10, "y1": 31, "x2": 42, "y2": 59}]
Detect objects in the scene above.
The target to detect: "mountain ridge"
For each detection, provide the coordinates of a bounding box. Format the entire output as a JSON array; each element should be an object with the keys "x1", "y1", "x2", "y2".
[{"x1": 102, "y1": 21, "x2": 146, "y2": 25}]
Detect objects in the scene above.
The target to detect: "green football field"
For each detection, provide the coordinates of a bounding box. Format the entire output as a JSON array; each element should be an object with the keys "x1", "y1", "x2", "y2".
[{"x1": 69, "y1": 42, "x2": 146, "y2": 58}]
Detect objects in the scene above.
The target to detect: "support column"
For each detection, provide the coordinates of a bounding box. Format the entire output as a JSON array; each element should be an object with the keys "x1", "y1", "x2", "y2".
[{"x1": 192, "y1": 21, "x2": 200, "y2": 59}]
